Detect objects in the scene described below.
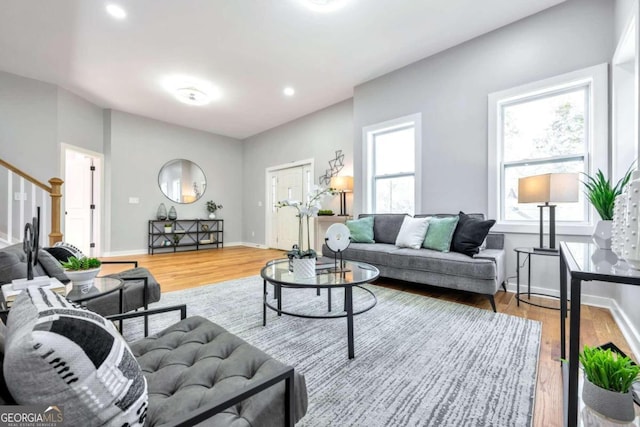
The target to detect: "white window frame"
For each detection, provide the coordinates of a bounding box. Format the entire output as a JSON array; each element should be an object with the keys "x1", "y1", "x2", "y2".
[
  {"x1": 488, "y1": 63, "x2": 608, "y2": 235},
  {"x1": 362, "y1": 113, "x2": 422, "y2": 214}
]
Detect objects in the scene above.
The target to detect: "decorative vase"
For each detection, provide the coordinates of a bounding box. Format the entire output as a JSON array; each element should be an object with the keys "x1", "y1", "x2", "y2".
[
  {"x1": 592, "y1": 220, "x2": 613, "y2": 250},
  {"x1": 208, "y1": 212, "x2": 216, "y2": 219},
  {"x1": 168, "y1": 206, "x2": 177, "y2": 220},
  {"x1": 293, "y1": 258, "x2": 316, "y2": 280},
  {"x1": 582, "y1": 376, "x2": 635, "y2": 422},
  {"x1": 157, "y1": 203, "x2": 167, "y2": 220},
  {"x1": 611, "y1": 190, "x2": 627, "y2": 257},
  {"x1": 622, "y1": 170, "x2": 640, "y2": 269}
]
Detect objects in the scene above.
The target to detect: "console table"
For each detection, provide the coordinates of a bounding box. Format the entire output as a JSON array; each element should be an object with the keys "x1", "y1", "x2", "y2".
[
  {"x1": 148, "y1": 219, "x2": 224, "y2": 254},
  {"x1": 559, "y1": 242, "x2": 640, "y2": 427}
]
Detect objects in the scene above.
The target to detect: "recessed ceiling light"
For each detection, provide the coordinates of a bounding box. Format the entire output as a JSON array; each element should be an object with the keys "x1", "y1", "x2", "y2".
[
  {"x1": 106, "y1": 3, "x2": 127, "y2": 19},
  {"x1": 302, "y1": 0, "x2": 348, "y2": 13},
  {"x1": 283, "y1": 87, "x2": 296, "y2": 97},
  {"x1": 162, "y1": 76, "x2": 222, "y2": 106}
]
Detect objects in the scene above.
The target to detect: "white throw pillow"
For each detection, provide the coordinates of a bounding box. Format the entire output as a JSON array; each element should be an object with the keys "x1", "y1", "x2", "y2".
[{"x1": 395, "y1": 216, "x2": 430, "y2": 249}]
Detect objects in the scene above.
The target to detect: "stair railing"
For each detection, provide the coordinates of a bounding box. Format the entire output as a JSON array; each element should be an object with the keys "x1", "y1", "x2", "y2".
[{"x1": 0, "y1": 158, "x2": 63, "y2": 247}]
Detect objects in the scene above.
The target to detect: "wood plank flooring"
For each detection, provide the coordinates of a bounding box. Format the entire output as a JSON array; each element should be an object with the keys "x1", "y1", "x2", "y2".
[{"x1": 102, "y1": 246, "x2": 634, "y2": 427}]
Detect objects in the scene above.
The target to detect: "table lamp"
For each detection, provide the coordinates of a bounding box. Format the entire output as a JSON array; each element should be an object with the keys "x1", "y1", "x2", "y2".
[
  {"x1": 518, "y1": 173, "x2": 579, "y2": 252},
  {"x1": 330, "y1": 175, "x2": 353, "y2": 216}
]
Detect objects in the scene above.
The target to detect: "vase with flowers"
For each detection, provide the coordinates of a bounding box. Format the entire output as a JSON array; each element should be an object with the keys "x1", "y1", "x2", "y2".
[
  {"x1": 206, "y1": 201, "x2": 223, "y2": 219},
  {"x1": 277, "y1": 186, "x2": 335, "y2": 275}
]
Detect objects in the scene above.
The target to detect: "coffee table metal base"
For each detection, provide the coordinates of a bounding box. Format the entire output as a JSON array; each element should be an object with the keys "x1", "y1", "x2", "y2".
[{"x1": 262, "y1": 281, "x2": 377, "y2": 359}]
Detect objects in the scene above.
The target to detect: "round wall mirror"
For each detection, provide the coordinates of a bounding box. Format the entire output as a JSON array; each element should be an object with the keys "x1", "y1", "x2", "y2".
[{"x1": 158, "y1": 159, "x2": 207, "y2": 204}]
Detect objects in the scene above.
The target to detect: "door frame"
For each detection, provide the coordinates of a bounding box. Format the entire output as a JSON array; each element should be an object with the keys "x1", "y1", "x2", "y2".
[
  {"x1": 265, "y1": 158, "x2": 314, "y2": 249},
  {"x1": 60, "y1": 143, "x2": 104, "y2": 256}
]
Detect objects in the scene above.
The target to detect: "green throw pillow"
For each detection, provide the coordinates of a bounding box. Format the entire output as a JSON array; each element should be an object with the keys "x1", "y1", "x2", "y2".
[
  {"x1": 422, "y1": 216, "x2": 459, "y2": 252},
  {"x1": 346, "y1": 216, "x2": 375, "y2": 243}
]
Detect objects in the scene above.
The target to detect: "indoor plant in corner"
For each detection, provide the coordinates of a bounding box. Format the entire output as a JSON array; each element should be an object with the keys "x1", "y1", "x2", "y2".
[
  {"x1": 61, "y1": 256, "x2": 102, "y2": 290},
  {"x1": 579, "y1": 345, "x2": 639, "y2": 422},
  {"x1": 582, "y1": 168, "x2": 633, "y2": 250}
]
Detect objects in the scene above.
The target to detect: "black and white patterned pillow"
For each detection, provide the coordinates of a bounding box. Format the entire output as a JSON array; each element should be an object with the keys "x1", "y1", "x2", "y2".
[{"x1": 4, "y1": 287, "x2": 147, "y2": 426}]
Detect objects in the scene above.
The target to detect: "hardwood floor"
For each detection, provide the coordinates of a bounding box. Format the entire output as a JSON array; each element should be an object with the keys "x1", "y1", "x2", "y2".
[{"x1": 102, "y1": 246, "x2": 634, "y2": 427}]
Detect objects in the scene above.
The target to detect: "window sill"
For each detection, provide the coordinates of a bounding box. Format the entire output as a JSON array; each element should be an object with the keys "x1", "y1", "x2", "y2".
[{"x1": 492, "y1": 222, "x2": 594, "y2": 236}]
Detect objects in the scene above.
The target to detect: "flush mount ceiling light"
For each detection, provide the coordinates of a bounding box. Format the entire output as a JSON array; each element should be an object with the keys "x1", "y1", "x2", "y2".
[
  {"x1": 302, "y1": 0, "x2": 348, "y2": 13},
  {"x1": 283, "y1": 87, "x2": 295, "y2": 97},
  {"x1": 162, "y1": 76, "x2": 222, "y2": 106},
  {"x1": 105, "y1": 3, "x2": 127, "y2": 19},
  {"x1": 175, "y1": 87, "x2": 211, "y2": 106}
]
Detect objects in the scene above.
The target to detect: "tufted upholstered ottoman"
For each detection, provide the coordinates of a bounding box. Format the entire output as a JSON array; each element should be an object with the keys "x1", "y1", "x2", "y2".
[{"x1": 129, "y1": 315, "x2": 308, "y2": 426}]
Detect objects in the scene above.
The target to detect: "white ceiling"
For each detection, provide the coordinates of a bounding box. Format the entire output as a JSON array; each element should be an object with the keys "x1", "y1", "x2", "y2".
[{"x1": 0, "y1": 0, "x2": 566, "y2": 139}]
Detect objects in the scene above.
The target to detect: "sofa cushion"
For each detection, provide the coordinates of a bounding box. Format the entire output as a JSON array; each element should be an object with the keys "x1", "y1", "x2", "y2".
[
  {"x1": 0, "y1": 244, "x2": 50, "y2": 284},
  {"x1": 36, "y1": 249, "x2": 70, "y2": 283},
  {"x1": 386, "y1": 247, "x2": 497, "y2": 281},
  {"x1": 451, "y1": 212, "x2": 496, "y2": 257},
  {"x1": 360, "y1": 214, "x2": 407, "y2": 244},
  {"x1": 422, "y1": 216, "x2": 459, "y2": 252},
  {"x1": 5, "y1": 287, "x2": 148, "y2": 427},
  {"x1": 130, "y1": 315, "x2": 308, "y2": 426},
  {"x1": 395, "y1": 217, "x2": 430, "y2": 249},
  {"x1": 346, "y1": 216, "x2": 375, "y2": 243}
]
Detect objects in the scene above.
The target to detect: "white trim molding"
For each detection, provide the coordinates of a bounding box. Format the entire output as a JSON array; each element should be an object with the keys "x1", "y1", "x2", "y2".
[
  {"x1": 488, "y1": 63, "x2": 609, "y2": 236},
  {"x1": 361, "y1": 113, "x2": 422, "y2": 214}
]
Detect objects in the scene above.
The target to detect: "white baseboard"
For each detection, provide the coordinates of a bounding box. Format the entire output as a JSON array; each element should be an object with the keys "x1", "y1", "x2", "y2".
[
  {"x1": 505, "y1": 280, "x2": 640, "y2": 359},
  {"x1": 102, "y1": 242, "x2": 271, "y2": 257}
]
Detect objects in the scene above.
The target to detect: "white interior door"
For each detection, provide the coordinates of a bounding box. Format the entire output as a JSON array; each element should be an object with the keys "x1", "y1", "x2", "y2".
[
  {"x1": 274, "y1": 166, "x2": 303, "y2": 250},
  {"x1": 63, "y1": 146, "x2": 102, "y2": 256}
]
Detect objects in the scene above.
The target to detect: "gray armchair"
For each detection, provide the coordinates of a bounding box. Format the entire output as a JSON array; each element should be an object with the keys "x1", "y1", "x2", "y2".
[{"x1": 0, "y1": 243, "x2": 161, "y2": 320}]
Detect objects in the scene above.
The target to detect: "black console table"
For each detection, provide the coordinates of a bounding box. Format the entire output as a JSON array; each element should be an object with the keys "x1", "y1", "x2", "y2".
[{"x1": 559, "y1": 242, "x2": 640, "y2": 427}]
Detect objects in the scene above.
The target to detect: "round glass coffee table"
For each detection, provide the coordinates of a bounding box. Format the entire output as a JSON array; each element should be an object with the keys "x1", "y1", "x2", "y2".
[
  {"x1": 261, "y1": 259, "x2": 379, "y2": 359},
  {"x1": 65, "y1": 277, "x2": 124, "y2": 305}
]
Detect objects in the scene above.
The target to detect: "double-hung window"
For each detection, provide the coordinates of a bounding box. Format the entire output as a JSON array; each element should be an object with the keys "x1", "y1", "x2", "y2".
[
  {"x1": 488, "y1": 64, "x2": 608, "y2": 233},
  {"x1": 363, "y1": 114, "x2": 422, "y2": 215}
]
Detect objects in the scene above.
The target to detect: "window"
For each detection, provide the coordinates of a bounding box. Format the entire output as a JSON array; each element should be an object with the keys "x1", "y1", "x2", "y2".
[
  {"x1": 488, "y1": 64, "x2": 608, "y2": 234},
  {"x1": 363, "y1": 114, "x2": 421, "y2": 215}
]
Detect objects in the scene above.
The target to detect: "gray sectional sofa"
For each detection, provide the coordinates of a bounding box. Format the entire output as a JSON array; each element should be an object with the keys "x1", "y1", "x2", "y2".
[{"x1": 323, "y1": 214, "x2": 506, "y2": 311}]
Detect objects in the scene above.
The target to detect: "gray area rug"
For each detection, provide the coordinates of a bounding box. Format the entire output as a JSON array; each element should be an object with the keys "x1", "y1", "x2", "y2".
[{"x1": 124, "y1": 276, "x2": 541, "y2": 426}]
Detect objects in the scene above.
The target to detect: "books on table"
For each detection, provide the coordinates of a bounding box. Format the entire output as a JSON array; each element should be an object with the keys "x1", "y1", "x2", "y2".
[{"x1": 2, "y1": 277, "x2": 65, "y2": 307}]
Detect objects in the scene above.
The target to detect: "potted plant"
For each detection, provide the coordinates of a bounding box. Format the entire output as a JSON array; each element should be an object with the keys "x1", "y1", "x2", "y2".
[
  {"x1": 164, "y1": 223, "x2": 172, "y2": 233},
  {"x1": 579, "y1": 345, "x2": 639, "y2": 422},
  {"x1": 581, "y1": 168, "x2": 633, "y2": 249},
  {"x1": 206, "y1": 201, "x2": 223, "y2": 219},
  {"x1": 60, "y1": 256, "x2": 102, "y2": 289}
]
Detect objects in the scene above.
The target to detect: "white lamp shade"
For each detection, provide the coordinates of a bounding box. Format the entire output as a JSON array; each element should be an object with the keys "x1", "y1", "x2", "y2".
[
  {"x1": 518, "y1": 173, "x2": 579, "y2": 204},
  {"x1": 330, "y1": 176, "x2": 353, "y2": 192}
]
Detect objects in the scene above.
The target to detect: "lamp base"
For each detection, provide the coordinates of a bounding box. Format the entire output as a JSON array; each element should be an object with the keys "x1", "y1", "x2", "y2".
[{"x1": 533, "y1": 247, "x2": 559, "y2": 253}]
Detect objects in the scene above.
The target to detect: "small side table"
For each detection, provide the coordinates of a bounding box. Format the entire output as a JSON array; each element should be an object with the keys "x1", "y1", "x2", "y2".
[{"x1": 514, "y1": 247, "x2": 560, "y2": 310}]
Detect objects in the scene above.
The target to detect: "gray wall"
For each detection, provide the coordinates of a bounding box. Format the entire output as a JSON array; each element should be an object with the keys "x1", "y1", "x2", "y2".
[
  {"x1": 353, "y1": 0, "x2": 614, "y2": 217},
  {"x1": 105, "y1": 110, "x2": 243, "y2": 253},
  {"x1": 0, "y1": 71, "x2": 58, "y2": 181},
  {"x1": 57, "y1": 87, "x2": 104, "y2": 154},
  {"x1": 242, "y1": 99, "x2": 353, "y2": 245}
]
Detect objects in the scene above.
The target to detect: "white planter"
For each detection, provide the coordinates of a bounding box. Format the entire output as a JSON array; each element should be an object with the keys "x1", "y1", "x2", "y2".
[
  {"x1": 293, "y1": 258, "x2": 316, "y2": 280},
  {"x1": 65, "y1": 267, "x2": 101, "y2": 290},
  {"x1": 592, "y1": 220, "x2": 613, "y2": 250},
  {"x1": 208, "y1": 212, "x2": 216, "y2": 219}
]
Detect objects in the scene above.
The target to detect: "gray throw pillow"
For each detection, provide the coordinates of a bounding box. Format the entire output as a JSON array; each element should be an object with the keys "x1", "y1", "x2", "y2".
[{"x1": 5, "y1": 287, "x2": 148, "y2": 427}]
